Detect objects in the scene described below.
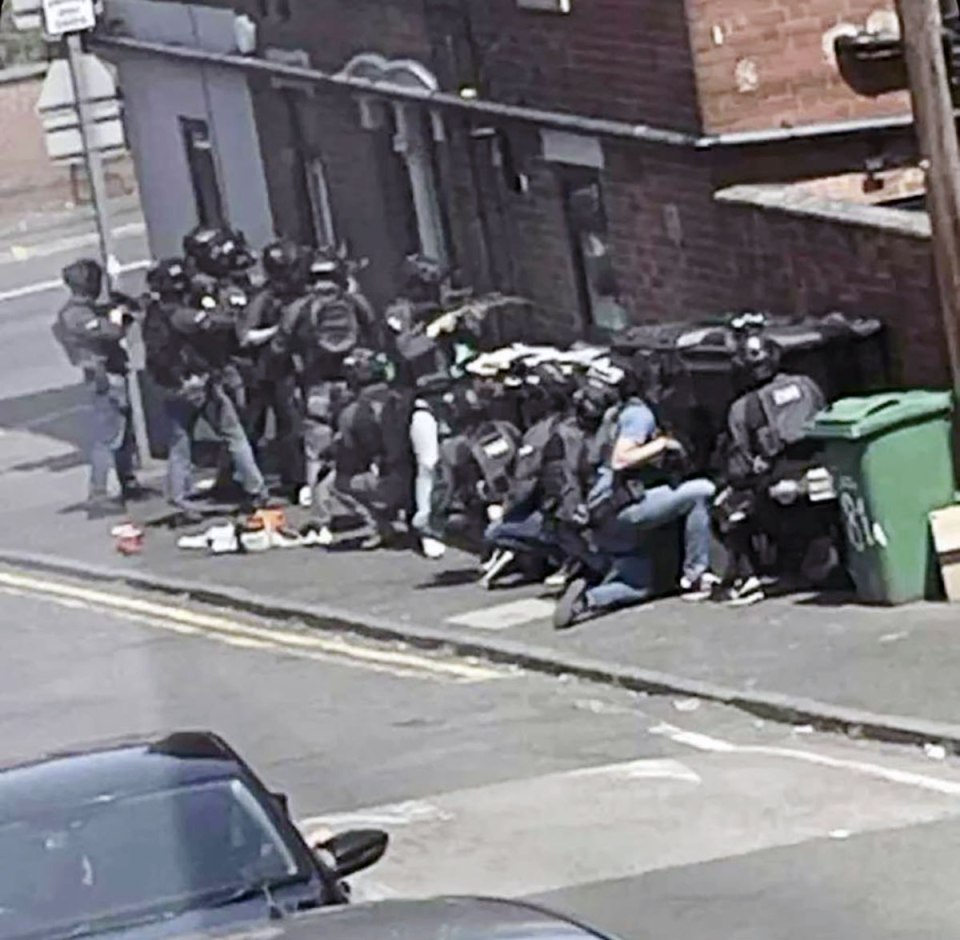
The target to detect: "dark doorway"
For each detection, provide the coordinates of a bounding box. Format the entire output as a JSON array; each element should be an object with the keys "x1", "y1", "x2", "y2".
[
  {"x1": 558, "y1": 168, "x2": 628, "y2": 335},
  {"x1": 180, "y1": 117, "x2": 226, "y2": 229}
]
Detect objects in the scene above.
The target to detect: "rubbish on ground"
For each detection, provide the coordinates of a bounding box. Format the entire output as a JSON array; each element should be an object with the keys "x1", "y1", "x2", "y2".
[
  {"x1": 111, "y1": 523, "x2": 144, "y2": 555},
  {"x1": 828, "y1": 829, "x2": 851, "y2": 840},
  {"x1": 924, "y1": 743, "x2": 948, "y2": 761},
  {"x1": 793, "y1": 724, "x2": 815, "y2": 735},
  {"x1": 177, "y1": 520, "x2": 317, "y2": 555},
  {"x1": 673, "y1": 698, "x2": 701, "y2": 713}
]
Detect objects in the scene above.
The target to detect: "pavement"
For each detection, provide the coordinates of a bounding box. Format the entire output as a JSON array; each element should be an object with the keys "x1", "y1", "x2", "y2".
[
  {"x1": 9, "y1": 569, "x2": 960, "y2": 940},
  {"x1": 1, "y1": 202, "x2": 960, "y2": 754}
]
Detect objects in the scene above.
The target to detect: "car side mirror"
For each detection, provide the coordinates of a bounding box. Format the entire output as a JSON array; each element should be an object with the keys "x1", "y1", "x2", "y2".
[
  {"x1": 271, "y1": 792, "x2": 290, "y2": 817},
  {"x1": 314, "y1": 829, "x2": 388, "y2": 878}
]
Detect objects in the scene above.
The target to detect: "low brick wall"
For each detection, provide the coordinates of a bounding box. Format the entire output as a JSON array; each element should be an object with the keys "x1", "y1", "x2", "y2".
[
  {"x1": 0, "y1": 63, "x2": 138, "y2": 222},
  {"x1": 715, "y1": 183, "x2": 950, "y2": 391}
]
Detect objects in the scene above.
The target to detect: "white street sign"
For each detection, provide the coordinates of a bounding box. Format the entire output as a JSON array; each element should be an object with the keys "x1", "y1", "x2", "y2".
[
  {"x1": 11, "y1": 0, "x2": 43, "y2": 32},
  {"x1": 42, "y1": 0, "x2": 96, "y2": 37}
]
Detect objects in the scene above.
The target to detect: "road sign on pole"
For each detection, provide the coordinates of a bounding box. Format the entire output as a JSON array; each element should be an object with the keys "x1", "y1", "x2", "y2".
[{"x1": 41, "y1": 0, "x2": 96, "y2": 36}]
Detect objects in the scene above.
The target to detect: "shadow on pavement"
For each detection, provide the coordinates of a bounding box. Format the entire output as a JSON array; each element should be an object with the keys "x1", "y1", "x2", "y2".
[{"x1": 0, "y1": 382, "x2": 88, "y2": 461}]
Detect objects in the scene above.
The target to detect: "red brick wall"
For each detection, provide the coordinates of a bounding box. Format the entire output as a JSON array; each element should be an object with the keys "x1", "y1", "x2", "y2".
[
  {"x1": 461, "y1": 0, "x2": 702, "y2": 131},
  {"x1": 0, "y1": 71, "x2": 137, "y2": 220},
  {"x1": 714, "y1": 198, "x2": 948, "y2": 389},
  {"x1": 201, "y1": 0, "x2": 702, "y2": 131},
  {"x1": 687, "y1": 0, "x2": 911, "y2": 133},
  {"x1": 603, "y1": 145, "x2": 732, "y2": 323}
]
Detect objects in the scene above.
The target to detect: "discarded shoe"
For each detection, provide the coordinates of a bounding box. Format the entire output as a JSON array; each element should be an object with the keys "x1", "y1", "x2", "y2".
[{"x1": 421, "y1": 536, "x2": 446, "y2": 560}]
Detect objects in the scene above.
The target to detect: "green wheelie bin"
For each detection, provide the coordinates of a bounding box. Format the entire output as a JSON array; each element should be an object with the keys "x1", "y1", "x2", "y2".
[{"x1": 808, "y1": 391, "x2": 955, "y2": 604}]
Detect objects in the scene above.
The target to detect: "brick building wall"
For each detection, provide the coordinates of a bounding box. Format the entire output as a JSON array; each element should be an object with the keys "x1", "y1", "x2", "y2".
[
  {"x1": 0, "y1": 67, "x2": 138, "y2": 221},
  {"x1": 458, "y1": 0, "x2": 702, "y2": 131},
  {"x1": 687, "y1": 0, "x2": 910, "y2": 133},
  {"x1": 715, "y1": 186, "x2": 948, "y2": 390}
]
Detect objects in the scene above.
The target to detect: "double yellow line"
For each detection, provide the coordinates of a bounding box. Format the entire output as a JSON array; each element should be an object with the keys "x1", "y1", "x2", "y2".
[{"x1": 0, "y1": 569, "x2": 504, "y2": 684}]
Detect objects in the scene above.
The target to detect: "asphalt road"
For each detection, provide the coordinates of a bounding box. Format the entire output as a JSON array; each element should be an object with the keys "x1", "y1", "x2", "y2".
[
  {"x1": 0, "y1": 212, "x2": 150, "y2": 406},
  {"x1": 5, "y1": 567, "x2": 960, "y2": 940}
]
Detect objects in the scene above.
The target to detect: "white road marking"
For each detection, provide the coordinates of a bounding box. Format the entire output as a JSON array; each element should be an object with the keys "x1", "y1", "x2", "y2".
[
  {"x1": 0, "y1": 259, "x2": 151, "y2": 305},
  {"x1": 0, "y1": 571, "x2": 506, "y2": 684},
  {"x1": 650, "y1": 721, "x2": 960, "y2": 796},
  {"x1": 447, "y1": 597, "x2": 554, "y2": 630},
  {"x1": 300, "y1": 799, "x2": 453, "y2": 836},
  {"x1": 288, "y1": 745, "x2": 960, "y2": 900}
]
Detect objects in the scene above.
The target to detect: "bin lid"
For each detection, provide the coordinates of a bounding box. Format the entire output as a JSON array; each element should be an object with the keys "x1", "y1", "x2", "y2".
[{"x1": 809, "y1": 390, "x2": 953, "y2": 441}]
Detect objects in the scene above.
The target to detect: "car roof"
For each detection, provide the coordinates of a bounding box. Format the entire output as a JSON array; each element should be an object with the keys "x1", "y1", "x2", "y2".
[
  {"x1": 0, "y1": 731, "x2": 245, "y2": 822},
  {"x1": 179, "y1": 896, "x2": 617, "y2": 940}
]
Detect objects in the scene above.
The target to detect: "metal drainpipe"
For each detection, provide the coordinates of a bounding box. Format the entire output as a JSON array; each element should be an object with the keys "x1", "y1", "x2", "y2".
[
  {"x1": 91, "y1": 35, "x2": 917, "y2": 151},
  {"x1": 455, "y1": 0, "x2": 499, "y2": 292}
]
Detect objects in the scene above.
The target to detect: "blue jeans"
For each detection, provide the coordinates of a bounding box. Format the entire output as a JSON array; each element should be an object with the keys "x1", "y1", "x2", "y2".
[
  {"x1": 586, "y1": 553, "x2": 654, "y2": 610},
  {"x1": 164, "y1": 384, "x2": 265, "y2": 508},
  {"x1": 587, "y1": 478, "x2": 717, "y2": 610},
  {"x1": 87, "y1": 377, "x2": 136, "y2": 499},
  {"x1": 485, "y1": 507, "x2": 556, "y2": 557}
]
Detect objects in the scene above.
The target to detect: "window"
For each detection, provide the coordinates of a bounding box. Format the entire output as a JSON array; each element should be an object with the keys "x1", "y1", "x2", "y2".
[
  {"x1": 180, "y1": 118, "x2": 226, "y2": 229},
  {"x1": 392, "y1": 103, "x2": 448, "y2": 265},
  {"x1": 560, "y1": 171, "x2": 627, "y2": 332},
  {"x1": 306, "y1": 157, "x2": 336, "y2": 249}
]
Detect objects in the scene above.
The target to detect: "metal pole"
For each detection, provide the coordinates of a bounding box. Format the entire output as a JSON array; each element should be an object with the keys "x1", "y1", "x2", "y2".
[
  {"x1": 896, "y1": 0, "x2": 960, "y2": 395},
  {"x1": 65, "y1": 31, "x2": 154, "y2": 468},
  {"x1": 65, "y1": 32, "x2": 115, "y2": 281}
]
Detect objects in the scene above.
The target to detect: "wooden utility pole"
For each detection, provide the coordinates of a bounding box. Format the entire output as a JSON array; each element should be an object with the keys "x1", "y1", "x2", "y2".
[{"x1": 897, "y1": 0, "x2": 960, "y2": 394}]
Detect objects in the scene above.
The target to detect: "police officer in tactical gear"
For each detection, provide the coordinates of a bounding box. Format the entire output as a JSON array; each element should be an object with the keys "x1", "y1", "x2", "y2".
[
  {"x1": 333, "y1": 348, "x2": 411, "y2": 549},
  {"x1": 53, "y1": 259, "x2": 141, "y2": 518},
  {"x1": 714, "y1": 331, "x2": 830, "y2": 605},
  {"x1": 236, "y1": 239, "x2": 310, "y2": 497},
  {"x1": 273, "y1": 249, "x2": 358, "y2": 543},
  {"x1": 143, "y1": 257, "x2": 270, "y2": 518}
]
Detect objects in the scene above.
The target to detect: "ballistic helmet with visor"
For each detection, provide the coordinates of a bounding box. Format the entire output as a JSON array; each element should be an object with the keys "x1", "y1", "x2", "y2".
[{"x1": 62, "y1": 259, "x2": 103, "y2": 299}]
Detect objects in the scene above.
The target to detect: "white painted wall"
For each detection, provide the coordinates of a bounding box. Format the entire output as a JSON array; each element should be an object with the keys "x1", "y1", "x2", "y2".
[{"x1": 101, "y1": 0, "x2": 274, "y2": 258}]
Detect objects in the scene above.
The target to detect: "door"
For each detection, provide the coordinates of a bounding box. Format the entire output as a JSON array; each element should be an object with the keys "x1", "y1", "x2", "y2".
[
  {"x1": 559, "y1": 169, "x2": 627, "y2": 334},
  {"x1": 180, "y1": 117, "x2": 226, "y2": 229}
]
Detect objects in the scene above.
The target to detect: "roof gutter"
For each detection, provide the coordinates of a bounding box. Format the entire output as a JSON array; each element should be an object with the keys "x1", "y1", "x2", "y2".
[{"x1": 91, "y1": 34, "x2": 915, "y2": 151}]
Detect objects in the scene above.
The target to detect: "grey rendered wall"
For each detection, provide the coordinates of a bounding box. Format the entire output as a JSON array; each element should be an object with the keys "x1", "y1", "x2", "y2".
[{"x1": 102, "y1": 0, "x2": 274, "y2": 257}]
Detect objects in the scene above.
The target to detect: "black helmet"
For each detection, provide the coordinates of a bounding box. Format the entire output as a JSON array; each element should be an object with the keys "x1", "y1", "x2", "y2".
[
  {"x1": 182, "y1": 225, "x2": 221, "y2": 262},
  {"x1": 146, "y1": 258, "x2": 190, "y2": 297},
  {"x1": 574, "y1": 361, "x2": 624, "y2": 428},
  {"x1": 308, "y1": 248, "x2": 347, "y2": 289},
  {"x1": 183, "y1": 226, "x2": 254, "y2": 277},
  {"x1": 400, "y1": 254, "x2": 445, "y2": 304},
  {"x1": 62, "y1": 258, "x2": 103, "y2": 299},
  {"x1": 733, "y1": 333, "x2": 781, "y2": 386},
  {"x1": 263, "y1": 239, "x2": 309, "y2": 291}
]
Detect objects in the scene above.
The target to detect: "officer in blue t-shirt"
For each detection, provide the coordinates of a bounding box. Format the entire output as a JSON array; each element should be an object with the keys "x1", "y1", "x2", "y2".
[{"x1": 554, "y1": 395, "x2": 717, "y2": 629}]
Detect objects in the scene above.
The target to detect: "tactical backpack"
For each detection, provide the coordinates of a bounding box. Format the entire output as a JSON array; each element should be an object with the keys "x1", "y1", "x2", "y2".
[
  {"x1": 467, "y1": 420, "x2": 521, "y2": 505},
  {"x1": 540, "y1": 416, "x2": 591, "y2": 529},
  {"x1": 142, "y1": 301, "x2": 183, "y2": 389},
  {"x1": 51, "y1": 301, "x2": 90, "y2": 368},
  {"x1": 307, "y1": 290, "x2": 359, "y2": 358},
  {"x1": 726, "y1": 372, "x2": 825, "y2": 481},
  {"x1": 393, "y1": 328, "x2": 452, "y2": 394},
  {"x1": 506, "y1": 413, "x2": 563, "y2": 511}
]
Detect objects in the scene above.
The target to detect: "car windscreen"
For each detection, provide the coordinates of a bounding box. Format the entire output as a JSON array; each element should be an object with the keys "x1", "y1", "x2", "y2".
[{"x1": 0, "y1": 777, "x2": 303, "y2": 939}]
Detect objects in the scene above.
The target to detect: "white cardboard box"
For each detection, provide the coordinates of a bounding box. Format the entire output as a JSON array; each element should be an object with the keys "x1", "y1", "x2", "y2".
[{"x1": 930, "y1": 504, "x2": 960, "y2": 602}]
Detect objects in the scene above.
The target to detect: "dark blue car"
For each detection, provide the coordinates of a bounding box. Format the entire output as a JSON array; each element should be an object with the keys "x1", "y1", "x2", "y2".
[{"x1": 0, "y1": 732, "x2": 388, "y2": 940}]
